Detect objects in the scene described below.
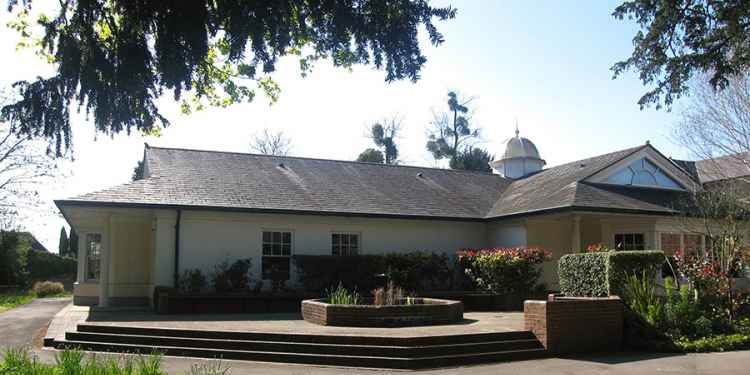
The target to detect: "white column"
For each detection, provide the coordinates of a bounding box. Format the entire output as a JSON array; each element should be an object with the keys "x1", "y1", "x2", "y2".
[
  {"x1": 76, "y1": 234, "x2": 85, "y2": 284},
  {"x1": 98, "y1": 215, "x2": 112, "y2": 307},
  {"x1": 571, "y1": 215, "x2": 582, "y2": 252}
]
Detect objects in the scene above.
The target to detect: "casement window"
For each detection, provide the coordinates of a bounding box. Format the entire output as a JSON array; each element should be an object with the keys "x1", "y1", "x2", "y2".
[
  {"x1": 261, "y1": 231, "x2": 292, "y2": 280},
  {"x1": 614, "y1": 233, "x2": 645, "y2": 250},
  {"x1": 331, "y1": 232, "x2": 360, "y2": 256},
  {"x1": 85, "y1": 233, "x2": 102, "y2": 281},
  {"x1": 659, "y1": 232, "x2": 705, "y2": 256}
]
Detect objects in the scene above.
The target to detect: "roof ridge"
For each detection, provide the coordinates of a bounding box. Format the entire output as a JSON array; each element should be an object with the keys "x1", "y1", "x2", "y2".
[{"x1": 147, "y1": 145, "x2": 506, "y2": 177}]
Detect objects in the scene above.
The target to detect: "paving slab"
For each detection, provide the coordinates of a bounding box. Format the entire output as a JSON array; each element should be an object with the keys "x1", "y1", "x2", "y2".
[{"x1": 0, "y1": 297, "x2": 71, "y2": 348}]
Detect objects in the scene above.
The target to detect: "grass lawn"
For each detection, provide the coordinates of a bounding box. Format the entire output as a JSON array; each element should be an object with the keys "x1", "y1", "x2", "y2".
[{"x1": 0, "y1": 293, "x2": 36, "y2": 313}]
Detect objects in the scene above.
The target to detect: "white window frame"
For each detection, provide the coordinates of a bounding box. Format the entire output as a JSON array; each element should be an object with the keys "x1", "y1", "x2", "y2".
[
  {"x1": 331, "y1": 231, "x2": 361, "y2": 256},
  {"x1": 614, "y1": 232, "x2": 646, "y2": 250},
  {"x1": 84, "y1": 233, "x2": 103, "y2": 282},
  {"x1": 261, "y1": 229, "x2": 294, "y2": 280}
]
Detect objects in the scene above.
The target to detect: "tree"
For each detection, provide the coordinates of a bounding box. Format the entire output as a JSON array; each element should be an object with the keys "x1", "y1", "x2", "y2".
[
  {"x1": 674, "y1": 74, "x2": 750, "y2": 182},
  {"x1": 356, "y1": 148, "x2": 385, "y2": 163},
  {"x1": 2, "y1": 1, "x2": 456, "y2": 156},
  {"x1": 360, "y1": 117, "x2": 402, "y2": 164},
  {"x1": 426, "y1": 91, "x2": 481, "y2": 164},
  {"x1": 612, "y1": 1, "x2": 750, "y2": 109},
  {"x1": 58, "y1": 226, "x2": 68, "y2": 257},
  {"x1": 250, "y1": 129, "x2": 292, "y2": 156},
  {"x1": 449, "y1": 147, "x2": 493, "y2": 173},
  {"x1": 0, "y1": 95, "x2": 59, "y2": 221},
  {"x1": 68, "y1": 228, "x2": 78, "y2": 259},
  {"x1": 132, "y1": 160, "x2": 144, "y2": 181}
]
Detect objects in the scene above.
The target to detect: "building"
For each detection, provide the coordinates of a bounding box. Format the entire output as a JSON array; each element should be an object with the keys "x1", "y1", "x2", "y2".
[{"x1": 56, "y1": 131, "x2": 747, "y2": 306}]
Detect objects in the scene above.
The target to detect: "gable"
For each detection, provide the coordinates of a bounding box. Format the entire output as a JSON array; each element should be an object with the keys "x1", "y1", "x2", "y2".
[{"x1": 585, "y1": 146, "x2": 696, "y2": 192}]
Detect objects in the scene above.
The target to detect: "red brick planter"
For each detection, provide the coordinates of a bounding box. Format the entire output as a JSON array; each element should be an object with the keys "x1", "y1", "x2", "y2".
[
  {"x1": 524, "y1": 296, "x2": 623, "y2": 354},
  {"x1": 302, "y1": 298, "x2": 464, "y2": 327}
]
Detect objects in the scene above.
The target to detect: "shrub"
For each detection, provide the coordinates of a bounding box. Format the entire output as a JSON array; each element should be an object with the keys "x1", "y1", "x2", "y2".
[
  {"x1": 675, "y1": 333, "x2": 750, "y2": 352},
  {"x1": 211, "y1": 258, "x2": 253, "y2": 293},
  {"x1": 559, "y1": 252, "x2": 608, "y2": 297},
  {"x1": 558, "y1": 250, "x2": 665, "y2": 297},
  {"x1": 607, "y1": 250, "x2": 665, "y2": 297},
  {"x1": 457, "y1": 247, "x2": 550, "y2": 294},
  {"x1": 326, "y1": 283, "x2": 361, "y2": 305},
  {"x1": 178, "y1": 269, "x2": 208, "y2": 294},
  {"x1": 32, "y1": 281, "x2": 65, "y2": 297},
  {"x1": 624, "y1": 271, "x2": 663, "y2": 326},
  {"x1": 383, "y1": 252, "x2": 451, "y2": 292},
  {"x1": 293, "y1": 255, "x2": 384, "y2": 293}
]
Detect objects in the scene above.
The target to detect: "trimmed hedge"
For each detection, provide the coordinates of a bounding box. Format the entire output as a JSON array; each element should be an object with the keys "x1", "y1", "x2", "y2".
[
  {"x1": 559, "y1": 250, "x2": 665, "y2": 297},
  {"x1": 292, "y1": 252, "x2": 452, "y2": 294}
]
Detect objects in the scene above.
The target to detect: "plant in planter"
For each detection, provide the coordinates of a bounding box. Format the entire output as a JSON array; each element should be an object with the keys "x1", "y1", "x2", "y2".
[
  {"x1": 326, "y1": 283, "x2": 361, "y2": 305},
  {"x1": 211, "y1": 258, "x2": 253, "y2": 293},
  {"x1": 178, "y1": 268, "x2": 208, "y2": 294},
  {"x1": 372, "y1": 281, "x2": 409, "y2": 306}
]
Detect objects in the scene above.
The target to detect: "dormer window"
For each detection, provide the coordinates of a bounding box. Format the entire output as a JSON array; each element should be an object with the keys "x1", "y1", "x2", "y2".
[{"x1": 606, "y1": 158, "x2": 683, "y2": 190}]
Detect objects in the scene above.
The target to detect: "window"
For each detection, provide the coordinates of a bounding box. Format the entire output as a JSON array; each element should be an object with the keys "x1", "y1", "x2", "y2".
[
  {"x1": 331, "y1": 233, "x2": 359, "y2": 256},
  {"x1": 85, "y1": 233, "x2": 102, "y2": 281},
  {"x1": 614, "y1": 233, "x2": 645, "y2": 250},
  {"x1": 659, "y1": 233, "x2": 681, "y2": 256},
  {"x1": 606, "y1": 158, "x2": 683, "y2": 189},
  {"x1": 261, "y1": 231, "x2": 291, "y2": 280}
]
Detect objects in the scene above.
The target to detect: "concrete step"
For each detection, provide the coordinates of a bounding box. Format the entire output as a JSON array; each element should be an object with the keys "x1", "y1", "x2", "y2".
[
  {"x1": 52, "y1": 339, "x2": 547, "y2": 370},
  {"x1": 65, "y1": 331, "x2": 544, "y2": 358},
  {"x1": 75, "y1": 323, "x2": 536, "y2": 346}
]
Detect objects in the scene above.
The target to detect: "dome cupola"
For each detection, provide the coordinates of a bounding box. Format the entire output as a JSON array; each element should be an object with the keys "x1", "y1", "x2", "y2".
[{"x1": 490, "y1": 127, "x2": 545, "y2": 179}]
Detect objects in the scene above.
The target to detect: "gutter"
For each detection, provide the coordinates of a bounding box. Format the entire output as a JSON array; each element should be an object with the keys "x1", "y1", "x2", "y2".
[{"x1": 173, "y1": 209, "x2": 182, "y2": 287}]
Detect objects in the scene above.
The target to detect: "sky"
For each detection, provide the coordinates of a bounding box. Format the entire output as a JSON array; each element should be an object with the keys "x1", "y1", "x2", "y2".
[{"x1": 0, "y1": 1, "x2": 695, "y2": 252}]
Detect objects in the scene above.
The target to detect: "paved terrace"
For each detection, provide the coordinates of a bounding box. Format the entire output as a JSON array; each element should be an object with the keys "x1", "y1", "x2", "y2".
[{"x1": 47, "y1": 304, "x2": 524, "y2": 340}]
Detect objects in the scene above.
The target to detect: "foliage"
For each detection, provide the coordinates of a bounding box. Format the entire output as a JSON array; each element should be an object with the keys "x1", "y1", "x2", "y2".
[
  {"x1": 293, "y1": 252, "x2": 451, "y2": 294},
  {"x1": 558, "y1": 252, "x2": 609, "y2": 297},
  {"x1": 558, "y1": 250, "x2": 664, "y2": 297},
  {"x1": 426, "y1": 91, "x2": 481, "y2": 165},
  {"x1": 584, "y1": 243, "x2": 612, "y2": 253},
  {"x1": 674, "y1": 333, "x2": 750, "y2": 352},
  {"x1": 607, "y1": 250, "x2": 665, "y2": 297},
  {"x1": 178, "y1": 269, "x2": 208, "y2": 294},
  {"x1": 2, "y1": 1, "x2": 456, "y2": 156},
  {"x1": 250, "y1": 129, "x2": 292, "y2": 156},
  {"x1": 26, "y1": 249, "x2": 77, "y2": 281},
  {"x1": 457, "y1": 247, "x2": 550, "y2": 294},
  {"x1": 624, "y1": 271, "x2": 663, "y2": 327},
  {"x1": 0, "y1": 230, "x2": 25, "y2": 286},
  {"x1": 448, "y1": 147, "x2": 493, "y2": 173},
  {"x1": 383, "y1": 252, "x2": 452, "y2": 292},
  {"x1": 372, "y1": 281, "x2": 407, "y2": 306},
  {"x1": 133, "y1": 160, "x2": 145, "y2": 181},
  {"x1": 356, "y1": 148, "x2": 385, "y2": 163},
  {"x1": 68, "y1": 229, "x2": 78, "y2": 259},
  {"x1": 613, "y1": 1, "x2": 750, "y2": 109},
  {"x1": 0, "y1": 293, "x2": 35, "y2": 313},
  {"x1": 1, "y1": 348, "x2": 174, "y2": 375},
  {"x1": 210, "y1": 258, "x2": 253, "y2": 293},
  {"x1": 32, "y1": 280, "x2": 65, "y2": 297},
  {"x1": 58, "y1": 227, "x2": 68, "y2": 257},
  {"x1": 326, "y1": 283, "x2": 361, "y2": 305}
]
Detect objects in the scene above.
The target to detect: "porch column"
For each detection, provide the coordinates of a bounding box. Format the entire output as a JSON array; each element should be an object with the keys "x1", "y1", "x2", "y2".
[
  {"x1": 98, "y1": 215, "x2": 113, "y2": 307},
  {"x1": 571, "y1": 215, "x2": 581, "y2": 252},
  {"x1": 76, "y1": 233, "x2": 85, "y2": 284}
]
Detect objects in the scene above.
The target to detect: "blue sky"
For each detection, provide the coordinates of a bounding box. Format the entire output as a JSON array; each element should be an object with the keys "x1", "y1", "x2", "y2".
[{"x1": 0, "y1": 1, "x2": 693, "y2": 250}]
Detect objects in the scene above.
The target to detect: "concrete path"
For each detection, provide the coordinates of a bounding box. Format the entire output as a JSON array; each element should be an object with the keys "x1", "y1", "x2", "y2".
[{"x1": 0, "y1": 298, "x2": 71, "y2": 348}]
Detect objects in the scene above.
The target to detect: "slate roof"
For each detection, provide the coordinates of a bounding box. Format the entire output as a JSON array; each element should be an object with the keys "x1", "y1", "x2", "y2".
[
  {"x1": 56, "y1": 144, "x2": 697, "y2": 220},
  {"x1": 695, "y1": 152, "x2": 750, "y2": 183}
]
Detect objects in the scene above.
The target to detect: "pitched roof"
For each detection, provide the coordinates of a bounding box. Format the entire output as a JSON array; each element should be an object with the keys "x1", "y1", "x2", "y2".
[
  {"x1": 61, "y1": 146, "x2": 511, "y2": 220},
  {"x1": 695, "y1": 152, "x2": 750, "y2": 183},
  {"x1": 57, "y1": 144, "x2": 695, "y2": 220}
]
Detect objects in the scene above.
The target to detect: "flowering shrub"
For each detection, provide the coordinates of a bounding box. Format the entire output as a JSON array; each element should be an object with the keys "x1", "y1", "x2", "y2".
[
  {"x1": 673, "y1": 250, "x2": 744, "y2": 323},
  {"x1": 585, "y1": 243, "x2": 612, "y2": 253},
  {"x1": 456, "y1": 247, "x2": 551, "y2": 294}
]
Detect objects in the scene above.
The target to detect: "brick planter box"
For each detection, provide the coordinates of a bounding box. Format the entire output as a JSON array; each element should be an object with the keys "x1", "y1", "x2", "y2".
[
  {"x1": 524, "y1": 296, "x2": 623, "y2": 354},
  {"x1": 302, "y1": 298, "x2": 464, "y2": 327}
]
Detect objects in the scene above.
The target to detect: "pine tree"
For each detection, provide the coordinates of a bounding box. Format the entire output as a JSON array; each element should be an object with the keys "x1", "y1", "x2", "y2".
[
  {"x1": 58, "y1": 227, "x2": 69, "y2": 257},
  {"x1": 68, "y1": 229, "x2": 79, "y2": 259}
]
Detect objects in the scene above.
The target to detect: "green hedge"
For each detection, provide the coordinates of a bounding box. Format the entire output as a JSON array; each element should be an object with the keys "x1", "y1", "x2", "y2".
[
  {"x1": 559, "y1": 250, "x2": 665, "y2": 297},
  {"x1": 559, "y1": 253, "x2": 608, "y2": 297},
  {"x1": 292, "y1": 252, "x2": 452, "y2": 294}
]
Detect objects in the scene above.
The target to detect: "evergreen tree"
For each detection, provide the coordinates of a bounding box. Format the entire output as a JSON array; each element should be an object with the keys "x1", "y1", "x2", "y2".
[
  {"x1": 132, "y1": 160, "x2": 144, "y2": 181},
  {"x1": 426, "y1": 91, "x2": 481, "y2": 165},
  {"x1": 68, "y1": 229, "x2": 79, "y2": 259},
  {"x1": 449, "y1": 147, "x2": 493, "y2": 173},
  {"x1": 58, "y1": 227, "x2": 68, "y2": 257},
  {"x1": 356, "y1": 148, "x2": 385, "y2": 164}
]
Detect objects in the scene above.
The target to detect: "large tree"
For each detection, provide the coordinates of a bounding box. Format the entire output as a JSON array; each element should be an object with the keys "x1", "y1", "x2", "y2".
[
  {"x1": 426, "y1": 91, "x2": 481, "y2": 164},
  {"x1": 58, "y1": 226, "x2": 68, "y2": 257},
  {"x1": 358, "y1": 117, "x2": 401, "y2": 164},
  {"x1": 250, "y1": 129, "x2": 292, "y2": 156},
  {"x1": 449, "y1": 147, "x2": 493, "y2": 173},
  {"x1": 356, "y1": 148, "x2": 385, "y2": 163},
  {"x1": 68, "y1": 228, "x2": 78, "y2": 259},
  {"x1": 2, "y1": 1, "x2": 456, "y2": 156},
  {"x1": 613, "y1": 0, "x2": 750, "y2": 109}
]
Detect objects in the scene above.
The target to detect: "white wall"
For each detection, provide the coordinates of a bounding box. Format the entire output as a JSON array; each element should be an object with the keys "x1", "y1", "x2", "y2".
[
  {"x1": 177, "y1": 211, "x2": 489, "y2": 288},
  {"x1": 486, "y1": 221, "x2": 527, "y2": 247}
]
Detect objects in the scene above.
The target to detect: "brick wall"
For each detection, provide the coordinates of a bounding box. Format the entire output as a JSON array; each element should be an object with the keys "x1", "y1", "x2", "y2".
[
  {"x1": 302, "y1": 299, "x2": 463, "y2": 327},
  {"x1": 524, "y1": 296, "x2": 623, "y2": 354}
]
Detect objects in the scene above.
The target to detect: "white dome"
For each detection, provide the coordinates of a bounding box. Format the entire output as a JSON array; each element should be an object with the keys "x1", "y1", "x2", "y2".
[{"x1": 490, "y1": 128, "x2": 545, "y2": 179}]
